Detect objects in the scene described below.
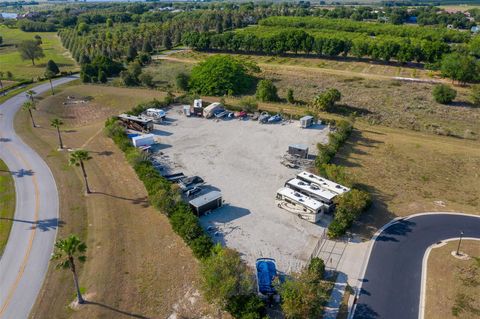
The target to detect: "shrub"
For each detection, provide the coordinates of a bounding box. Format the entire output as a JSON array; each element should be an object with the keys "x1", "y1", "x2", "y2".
[
  {"x1": 226, "y1": 294, "x2": 266, "y2": 319},
  {"x1": 433, "y1": 84, "x2": 457, "y2": 104},
  {"x1": 311, "y1": 88, "x2": 341, "y2": 112},
  {"x1": 170, "y1": 209, "x2": 205, "y2": 242},
  {"x1": 176, "y1": 72, "x2": 190, "y2": 91},
  {"x1": 328, "y1": 189, "x2": 371, "y2": 238},
  {"x1": 255, "y1": 79, "x2": 279, "y2": 102},
  {"x1": 190, "y1": 235, "x2": 215, "y2": 259},
  {"x1": 307, "y1": 257, "x2": 325, "y2": 282},
  {"x1": 287, "y1": 88, "x2": 295, "y2": 104}
]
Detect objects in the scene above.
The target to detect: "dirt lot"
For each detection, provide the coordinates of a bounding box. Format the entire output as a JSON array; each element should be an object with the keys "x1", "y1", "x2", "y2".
[
  {"x1": 154, "y1": 109, "x2": 330, "y2": 272},
  {"x1": 14, "y1": 84, "x2": 215, "y2": 319},
  {"x1": 425, "y1": 240, "x2": 480, "y2": 319}
]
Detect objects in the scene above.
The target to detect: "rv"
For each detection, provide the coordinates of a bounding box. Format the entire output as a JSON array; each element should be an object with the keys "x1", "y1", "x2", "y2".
[
  {"x1": 145, "y1": 108, "x2": 166, "y2": 122},
  {"x1": 203, "y1": 102, "x2": 223, "y2": 118},
  {"x1": 296, "y1": 171, "x2": 350, "y2": 195},
  {"x1": 118, "y1": 114, "x2": 154, "y2": 132},
  {"x1": 275, "y1": 187, "x2": 325, "y2": 223},
  {"x1": 285, "y1": 178, "x2": 335, "y2": 209}
]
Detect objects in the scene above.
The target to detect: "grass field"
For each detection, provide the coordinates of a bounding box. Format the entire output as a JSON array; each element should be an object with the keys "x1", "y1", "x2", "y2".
[
  {"x1": 0, "y1": 25, "x2": 78, "y2": 80},
  {"x1": 15, "y1": 83, "x2": 215, "y2": 319},
  {"x1": 425, "y1": 240, "x2": 480, "y2": 319},
  {"x1": 0, "y1": 159, "x2": 15, "y2": 256}
]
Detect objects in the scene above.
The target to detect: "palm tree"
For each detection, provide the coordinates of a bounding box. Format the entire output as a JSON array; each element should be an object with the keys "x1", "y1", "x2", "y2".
[
  {"x1": 51, "y1": 234, "x2": 87, "y2": 304},
  {"x1": 51, "y1": 118, "x2": 64, "y2": 149},
  {"x1": 22, "y1": 101, "x2": 36, "y2": 128},
  {"x1": 26, "y1": 90, "x2": 36, "y2": 104},
  {"x1": 69, "y1": 150, "x2": 92, "y2": 194}
]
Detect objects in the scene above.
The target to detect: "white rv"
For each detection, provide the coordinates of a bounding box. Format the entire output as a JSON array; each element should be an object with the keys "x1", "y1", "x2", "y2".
[
  {"x1": 296, "y1": 171, "x2": 350, "y2": 195},
  {"x1": 275, "y1": 187, "x2": 325, "y2": 223}
]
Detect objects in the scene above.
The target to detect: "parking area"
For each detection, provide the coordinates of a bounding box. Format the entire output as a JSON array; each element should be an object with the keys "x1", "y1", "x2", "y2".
[{"x1": 152, "y1": 106, "x2": 331, "y2": 272}]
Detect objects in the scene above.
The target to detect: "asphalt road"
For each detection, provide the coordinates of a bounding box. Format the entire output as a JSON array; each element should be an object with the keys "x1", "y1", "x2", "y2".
[
  {"x1": 0, "y1": 76, "x2": 78, "y2": 319},
  {"x1": 353, "y1": 213, "x2": 480, "y2": 319}
]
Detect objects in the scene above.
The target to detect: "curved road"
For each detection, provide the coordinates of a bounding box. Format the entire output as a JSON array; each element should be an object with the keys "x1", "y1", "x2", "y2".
[
  {"x1": 0, "y1": 76, "x2": 77, "y2": 319},
  {"x1": 352, "y1": 213, "x2": 480, "y2": 319}
]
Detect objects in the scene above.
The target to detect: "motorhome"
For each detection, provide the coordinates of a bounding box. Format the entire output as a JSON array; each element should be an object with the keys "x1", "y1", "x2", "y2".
[
  {"x1": 275, "y1": 187, "x2": 325, "y2": 223},
  {"x1": 285, "y1": 178, "x2": 335, "y2": 210},
  {"x1": 296, "y1": 171, "x2": 350, "y2": 195}
]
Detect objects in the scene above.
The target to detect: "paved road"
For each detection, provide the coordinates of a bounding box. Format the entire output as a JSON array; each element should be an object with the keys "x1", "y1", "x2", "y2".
[
  {"x1": 0, "y1": 76, "x2": 78, "y2": 319},
  {"x1": 352, "y1": 213, "x2": 480, "y2": 319}
]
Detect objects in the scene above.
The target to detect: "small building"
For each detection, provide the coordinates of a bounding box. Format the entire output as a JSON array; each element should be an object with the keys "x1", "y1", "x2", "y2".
[
  {"x1": 203, "y1": 102, "x2": 223, "y2": 118},
  {"x1": 288, "y1": 144, "x2": 309, "y2": 159},
  {"x1": 118, "y1": 114, "x2": 153, "y2": 132},
  {"x1": 300, "y1": 115, "x2": 314, "y2": 128},
  {"x1": 189, "y1": 191, "x2": 223, "y2": 216},
  {"x1": 131, "y1": 134, "x2": 155, "y2": 147}
]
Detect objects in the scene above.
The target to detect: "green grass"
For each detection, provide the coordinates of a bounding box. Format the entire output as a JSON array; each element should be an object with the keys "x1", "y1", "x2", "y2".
[
  {"x1": 0, "y1": 159, "x2": 15, "y2": 256},
  {"x1": 0, "y1": 25, "x2": 78, "y2": 81}
]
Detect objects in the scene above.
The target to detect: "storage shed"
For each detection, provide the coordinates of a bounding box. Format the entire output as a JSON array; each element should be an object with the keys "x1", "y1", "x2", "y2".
[
  {"x1": 132, "y1": 134, "x2": 155, "y2": 147},
  {"x1": 189, "y1": 191, "x2": 222, "y2": 216},
  {"x1": 300, "y1": 115, "x2": 314, "y2": 128},
  {"x1": 288, "y1": 144, "x2": 309, "y2": 159}
]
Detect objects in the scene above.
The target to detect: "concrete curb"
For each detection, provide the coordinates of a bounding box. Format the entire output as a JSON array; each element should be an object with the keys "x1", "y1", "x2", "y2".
[
  {"x1": 419, "y1": 237, "x2": 480, "y2": 319},
  {"x1": 348, "y1": 212, "x2": 480, "y2": 319}
]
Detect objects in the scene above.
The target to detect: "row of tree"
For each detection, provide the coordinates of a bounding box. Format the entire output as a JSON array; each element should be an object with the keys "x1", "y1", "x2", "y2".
[
  {"x1": 259, "y1": 16, "x2": 471, "y2": 43},
  {"x1": 183, "y1": 29, "x2": 450, "y2": 63}
]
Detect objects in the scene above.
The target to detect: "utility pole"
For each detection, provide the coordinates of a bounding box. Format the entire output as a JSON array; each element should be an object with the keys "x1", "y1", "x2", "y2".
[{"x1": 456, "y1": 231, "x2": 464, "y2": 256}]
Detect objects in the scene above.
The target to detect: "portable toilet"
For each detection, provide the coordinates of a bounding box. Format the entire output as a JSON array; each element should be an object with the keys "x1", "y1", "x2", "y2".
[{"x1": 300, "y1": 115, "x2": 314, "y2": 128}]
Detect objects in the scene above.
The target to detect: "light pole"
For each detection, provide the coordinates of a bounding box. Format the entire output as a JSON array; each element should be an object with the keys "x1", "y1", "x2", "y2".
[{"x1": 456, "y1": 231, "x2": 464, "y2": 256}]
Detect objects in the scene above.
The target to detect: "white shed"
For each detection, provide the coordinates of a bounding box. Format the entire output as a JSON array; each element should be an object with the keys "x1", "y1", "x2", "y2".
[
  {"x1": 300, "y1": 115, "x2": 314, "y2": 128},
  {"x1": 132, "y1": 134, "x2": 155, "y2": 147}
]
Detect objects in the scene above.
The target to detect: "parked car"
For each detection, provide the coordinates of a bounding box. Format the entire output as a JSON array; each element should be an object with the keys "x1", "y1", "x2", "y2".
[
  {"x1": 259, "y1": 112, "x2": 271, "y2": 124},
  {"x1": 250, "y1": 112, "x2": 260, "y2": 121},
  {"x1": 268, "y1": 114, "x2": 282, "y2": 123},
  {"x1": 235, "y1": 111, "x2": 247, "y2": 118},
  {"x1": 186, "y1": 186, "x2": 202, "y2": 197},
  {"x1": 213, "y1": 109, "x2": 227, "y2": 118},
  {"x1": 226, "y1": 112, "x2": 235, "y2": 119}
]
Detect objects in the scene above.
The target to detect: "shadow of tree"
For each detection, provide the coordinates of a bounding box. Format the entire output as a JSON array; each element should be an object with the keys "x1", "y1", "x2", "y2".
[
  {"x1": 84, "y1": 301, "x2": 151, "y2": 319},
  {"x1": 0, "y1": 217, "x2": 65, "y2": 232}
]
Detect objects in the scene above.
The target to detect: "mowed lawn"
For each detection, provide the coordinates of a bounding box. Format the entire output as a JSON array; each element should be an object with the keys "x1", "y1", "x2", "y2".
[
  {"x1": 0, "y1": 25, "x2": 78, "y2": 80},
  {"x1": 425, "y1": 240, "x2": 480, "y2": 319},
  {"x1": 0, "y1": 159, "x2": 15, "y2": 256}
]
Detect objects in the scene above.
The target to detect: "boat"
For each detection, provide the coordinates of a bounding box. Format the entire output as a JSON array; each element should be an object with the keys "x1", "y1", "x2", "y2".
[{"x1": 256, "y1": 258, "x2": 277, "y2": 297}]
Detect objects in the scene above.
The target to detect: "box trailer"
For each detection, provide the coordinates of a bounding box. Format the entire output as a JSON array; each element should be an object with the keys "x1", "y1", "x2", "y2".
[
  {"x1": 203, "y1": 102, "x2": 223, "y2": 118},
  {"x1": 189, "y1": 191, "x2": 222, "y2": 216},
  {"x1": 288, "y1": 144, "x2": 309, "y2": 159},
  {"x1": 132, "y1": 134, "x2": 155, "y2": 147},
  {"x1": 300, "y1": 115, "x2": 314, "y2": 128}
]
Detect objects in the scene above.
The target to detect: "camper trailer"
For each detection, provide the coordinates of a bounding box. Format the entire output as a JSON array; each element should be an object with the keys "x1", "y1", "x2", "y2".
[
  {"x1": 275, "y1": 187, "x2": 325, "y2": 223},
  {"x1": 285, "y1": 178, "x2": 335, "y2": 210},
  {"x1": 203, "y1": 102, "x2": 223, "y2": 118},
  {"x1": 131, "y1": 134, "x2": 155, "y2": 147},
  {"x1": 145, "y1": 108, "x2": 166, "y2": 122},
  {"x1": 296, "y1": 171, "x2": 350, "y2": 195},
  {"x1": 118, "y1": 114, "x2": 154, "y2": 132}
]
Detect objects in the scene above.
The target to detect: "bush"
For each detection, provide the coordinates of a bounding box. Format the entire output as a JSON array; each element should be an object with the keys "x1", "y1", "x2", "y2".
[
  {"x1": 287, "y1": 88, "x2": 295, "y2": 104},
  {"x1": 176, "y1": 72, "x2": 190, "y2": 91},
  {"x1": 307, "y1": 257, "x2": 325, "y2": 282},
  {"x1": 226, "y1": 294, "x2": 266, "y2": 319},
  {"x1": 189, "y1": 55, "x2": 257, "y2": 96},
  {"x1": 190, "y1": 235, "x2": 215, "y2": 259},
  {"x1": 432, "y1": 84, "x2": 457, "y2": 104},
  {"x1": 311, "y1": 88, "x2": 341, "y2": 112},
  {"x1": 328, "y1": 189, "x2": 371, "y2": 238},
  {"x1": 255, "y1": 79, "x2": 279, "y2": 102}
]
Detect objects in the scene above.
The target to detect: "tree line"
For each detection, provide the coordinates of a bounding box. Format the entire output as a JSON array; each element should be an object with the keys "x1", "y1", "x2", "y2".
[{"x1": 182, "y1": 28, "x2": 450, "y2": 63}]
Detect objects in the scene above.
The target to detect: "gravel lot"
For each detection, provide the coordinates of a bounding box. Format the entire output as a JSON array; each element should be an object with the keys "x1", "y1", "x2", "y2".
[{"x1": 155, "y1": 107, "x2": 331, "y2": 272}]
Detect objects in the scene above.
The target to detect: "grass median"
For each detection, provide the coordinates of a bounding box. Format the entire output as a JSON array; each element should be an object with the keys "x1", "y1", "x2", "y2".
[{"x1": 0, "y1": 159, "x2": 15, "y2": 256}]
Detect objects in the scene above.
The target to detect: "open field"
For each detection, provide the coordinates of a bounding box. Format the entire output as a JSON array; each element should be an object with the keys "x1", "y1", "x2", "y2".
[
  {"x1": 0, "y1": 159, "x2": 15, "y2": 256},
  {"x1": 156, "y1": 110, "x2": 330, "y2": 272},
  {"x1": 161, "y1": 52, "x2": 480, "y2": 139},
  {"x1": 13, "y1": 84, "x2": 215, "y2": 319},
  {"x1": 0, "y1": 25, "x2": 78, "y2": 80},
  {"x1": 425, "y1": 240, "x2": 480, "y2": 319}
]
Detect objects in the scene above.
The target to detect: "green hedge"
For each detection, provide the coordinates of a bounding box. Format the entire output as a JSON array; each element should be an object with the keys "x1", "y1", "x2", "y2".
[{"x1": 315, "y1": 119, "x2": 353, "y2": 167}]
